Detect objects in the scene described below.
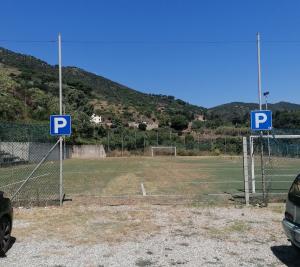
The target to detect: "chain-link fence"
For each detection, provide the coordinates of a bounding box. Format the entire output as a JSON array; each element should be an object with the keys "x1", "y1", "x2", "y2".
[
  {"x1": 250, "y1": 130, "x2": 300, "y2": 204},
  {"x1": 0, "y1": 122, "x2": 62, "y2": 206},
  {"x1": 95, "y1": 128, "x2": 243, "y2": 156}
]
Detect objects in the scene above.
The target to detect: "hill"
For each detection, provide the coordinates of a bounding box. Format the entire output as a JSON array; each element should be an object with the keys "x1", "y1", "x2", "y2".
[
  {"x1": 207, "y1": 101, "x2": 300, "y2": 126},
  {"x1": 1, "y1": 47, "x2": 300, "y2": 144},
  {"x1": 0, "y1": 47, "x2": 205, "y2": 141}
]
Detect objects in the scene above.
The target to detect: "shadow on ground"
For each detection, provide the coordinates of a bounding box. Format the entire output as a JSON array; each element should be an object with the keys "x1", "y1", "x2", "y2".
[
  {"x1": 0, "y1": 236, "x2": 16, "y2": 258},
  {"x1": 271, "y1": 245, "x2": 300, "y2": 266}
]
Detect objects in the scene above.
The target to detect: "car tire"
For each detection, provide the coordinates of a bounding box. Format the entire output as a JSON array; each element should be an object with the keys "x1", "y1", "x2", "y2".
[
  {"x1": 291, "y1": 242, "x2": 300, "y2": 252},
  {"x1": 0, "y1": 216, "x2": 11, "y2": 256}
]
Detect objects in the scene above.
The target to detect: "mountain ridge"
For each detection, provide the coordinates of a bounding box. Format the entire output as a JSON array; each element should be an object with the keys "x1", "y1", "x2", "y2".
[{"x1": 1, "y1": 46, "x2": 300, "y2": 143}]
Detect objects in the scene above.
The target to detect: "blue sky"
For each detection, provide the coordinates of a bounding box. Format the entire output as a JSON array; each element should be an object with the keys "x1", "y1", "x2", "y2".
[{"x1": 1, "y1": 0, "x2": 300, "y2": 107}]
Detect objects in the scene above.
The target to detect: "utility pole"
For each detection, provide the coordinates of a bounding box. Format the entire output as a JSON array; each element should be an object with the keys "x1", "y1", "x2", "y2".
[
  {"x1": 257, "y1": 32, "x2": 262, "y2": 110},
  {"x1": 135, "y1": 130, "x2": 137, "y2": 150},
  {"x1": 257, "y1": 32, "x2": 267, "y2": 205},
  {"x1": 24, "y1": 88, "x2": 27, "y2": 121},
  {"x1": 121, "y1": 131, "x2": 124, "y2": 156},
  {"x1": 63, "y1": 104, "x2": 66, "y2": 160},
  {"x1": 107, "y1": 130, "x2": 110, "y2": 152},
  {"x1": 58, "y1": 33, "x2": 63, "y2": 206},
  {"x1": 264, "y1": 91, "x2": 271, "y2": 160}
]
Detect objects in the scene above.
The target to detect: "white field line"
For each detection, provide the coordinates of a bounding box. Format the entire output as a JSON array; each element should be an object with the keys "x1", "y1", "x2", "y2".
[
  {"x1": 183, "y1": 181, "x2": 244, "y2": 184},
  {"x1": 264, "y1": 174, "x2": 296, "y2": 177},
  {"x1": 0, "y1": 173, "x2": 50, "y2": 189},
  {"x1": 209, "y1": 192, "x2": 288, "y2": 196},
  {"x1": 141, "y1": 183, "x2": 147, "y2": 196},
  {"x1": 255, "y1": 174, "x2": 296, "y2": 177},
  {"x1": 265, "y1": 180, "x2": 293, "y2": 183},
  {"x1": 208, "y1": 193, "x2": 233, "y2": 196},
  {"x1": 250, "y1": 192, "x2": 288, "y2": 195}
]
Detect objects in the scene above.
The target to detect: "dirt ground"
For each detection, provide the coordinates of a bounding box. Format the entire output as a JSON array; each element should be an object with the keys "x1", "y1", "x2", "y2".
[{"x1": 1, "y1": 197, "x2": 299, "y2": 267}]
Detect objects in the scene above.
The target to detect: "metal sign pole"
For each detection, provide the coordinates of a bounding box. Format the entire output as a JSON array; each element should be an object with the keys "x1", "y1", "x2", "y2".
[
  {"x1": 257, "y1": 32, "x2": 267, "y2": 205},
  {"x1": 250, "y1": 136, "x2": 255, "y2": 193},
  {"x1": 257, "y1": 32, "x2": 262, "y2": 110},
  {"x1": 58, "y1": 33, "x2": 63, "y2": 206},
  {"x1": 243, "y1": 137, "x2": 250, "y2": 206}
]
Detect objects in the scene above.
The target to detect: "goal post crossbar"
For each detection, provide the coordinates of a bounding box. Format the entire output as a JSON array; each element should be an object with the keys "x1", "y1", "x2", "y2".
[
  {"x1": 151, "y1": 146, "x2": 177, "y2": 157},
  {"x1": 250, "y1": 135, "x2": 300, "y2": 139}
]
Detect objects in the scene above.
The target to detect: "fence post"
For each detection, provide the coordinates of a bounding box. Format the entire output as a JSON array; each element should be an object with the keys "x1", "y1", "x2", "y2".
[
  {"x1": 250, "y1": 136, "x2": 256, "y2": 193},
  {"x1": 243, "y1": 137, "x2": 250, "y2": 206}
]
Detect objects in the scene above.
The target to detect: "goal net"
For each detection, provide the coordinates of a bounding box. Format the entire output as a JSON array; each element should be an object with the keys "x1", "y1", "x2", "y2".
[
  {"x1": 249, "y1": 134, "x2": 300, "y2": 201},
  {"x1": 151, "y1": 146, "x2": 177, "y2": 157}
]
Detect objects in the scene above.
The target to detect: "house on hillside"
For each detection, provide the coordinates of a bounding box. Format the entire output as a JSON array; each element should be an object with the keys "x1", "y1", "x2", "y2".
[
  {"x1": 90, "y1": 114, "x2": 102, "y2": 124},
  {"x1": 128, "y1": 122, "x2": 139, "y2": 129},
  {"x1": 146, "y1": 122, "x2": 159, "y2": 130},
  {"x1": 195, "y1": 114, "x2": 205, "y2": 121}
]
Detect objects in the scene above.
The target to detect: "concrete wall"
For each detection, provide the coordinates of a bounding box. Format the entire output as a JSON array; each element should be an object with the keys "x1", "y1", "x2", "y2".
[
  {"x1": 0, "y1": 142, "x2": 30, "y2": 160},
  {"x1": 28, "y1": 142, "x2": 60, "y2": 162},
  {"x1": 71, "y1": 145, "x2": 106, "y2": 159},
  {"x1": 0, "y1": 142, "x2": 106, "y2": 162},
  {"x1": 0, "y1": 142, "x2": 70, "y2": 163}
]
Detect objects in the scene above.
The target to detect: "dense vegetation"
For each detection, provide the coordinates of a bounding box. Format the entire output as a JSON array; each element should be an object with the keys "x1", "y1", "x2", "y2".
[
  {"x1": 1, "y1": 47, "x2": 300, "y2": 154},
  {"x1": 0, "y1": 47, "x2": 205, "y2": 142}
]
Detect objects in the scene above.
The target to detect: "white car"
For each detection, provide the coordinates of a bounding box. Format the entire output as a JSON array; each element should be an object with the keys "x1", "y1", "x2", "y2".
[{"x1": 282, "y1": 174, "x2": 300, "y2": 250}]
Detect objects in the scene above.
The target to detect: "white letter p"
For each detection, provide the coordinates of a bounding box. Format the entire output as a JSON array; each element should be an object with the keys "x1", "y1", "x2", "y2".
[
  {"x1": 54, "y1": 117, "x2": 67, "y2": 133},
  {"x1": 255, "y1": 113, "x2": 267, "y2": 129}
]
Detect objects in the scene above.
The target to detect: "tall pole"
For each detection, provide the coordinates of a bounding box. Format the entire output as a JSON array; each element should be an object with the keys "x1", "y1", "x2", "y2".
[
  {"x1": 58, "y1": 33, "x2": 63, "y2": 206},
  {"x1": 121, "y1": 131, "x2": 124, "y2": 156},
  {"x1": 257, "y1": 32, "x2": 267, "y2": 205},
  {"x1": 257, "y1": 32, "x2": 262, "y2": 110},
  {"x1": 265, "y1": 94, "x2": 271, "y2": 160},
  {"x1": 107, "y1": 130, "x2": 110, "y2": 152},
  {"x1": 63, "y1": 104, "x2": 66, "y2": 160},
  {"x1": 135, "y1": 130, "x2": 137, "y2": 150},
  {"x1": 250, "y1": 136, "x2": 256, "y2": 193}
]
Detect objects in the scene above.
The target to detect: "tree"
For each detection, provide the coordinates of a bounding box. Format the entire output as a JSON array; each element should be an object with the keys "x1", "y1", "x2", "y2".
[
  {"x1": 171, "y1": 115, "x2": 188, "y2": 131},
  {"x1": 138, "y1": 123, "x2": 147, "y2": 131}
]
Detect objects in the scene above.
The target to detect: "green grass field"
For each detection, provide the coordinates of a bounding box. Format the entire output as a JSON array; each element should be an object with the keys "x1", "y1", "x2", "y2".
[
  {"x1": 257, "y1": 157, "x2": 300, "y2": 193},
  {"x1": 63, "y1": 156, "x2": 244, "y2": 198},
  {"x1": 1, "y1": 156, "x2": 299, "y2": 203},
  {"x1": 62, "y1": 156, "x2": 300, "y2": 200}
]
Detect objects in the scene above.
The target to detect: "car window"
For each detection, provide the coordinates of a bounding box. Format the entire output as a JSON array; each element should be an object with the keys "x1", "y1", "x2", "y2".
[{"x1": 288, "y1": 175, "x2": 300, "y2": 206}]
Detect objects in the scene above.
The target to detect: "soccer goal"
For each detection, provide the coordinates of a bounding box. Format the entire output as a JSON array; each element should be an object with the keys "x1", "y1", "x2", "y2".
[
  {"x1": 151, "y1": 146, "x2": 177, "y2": 157},
  {"x1": 249, "y1": 134, "x2": 300, "y2": 194}
]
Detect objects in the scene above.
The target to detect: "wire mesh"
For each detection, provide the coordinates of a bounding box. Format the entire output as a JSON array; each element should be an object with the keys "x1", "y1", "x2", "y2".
[
  {"x1": 0, "y1": 122, "x2": 61, "y2": 206},
  {"x1": 252, "y1": 132, "x2": 300, "y2": 203}
]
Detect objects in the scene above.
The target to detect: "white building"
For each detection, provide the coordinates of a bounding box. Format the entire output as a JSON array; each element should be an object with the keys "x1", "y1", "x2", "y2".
[
  {"x1": 128, "y1": 122, "x2": 139, "y2": 128},
  {"x1": 90, "y1": 114, "x2": 102, "y2": 124}
]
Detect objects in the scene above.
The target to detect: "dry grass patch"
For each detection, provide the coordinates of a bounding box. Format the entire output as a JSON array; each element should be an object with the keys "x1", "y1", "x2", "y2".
[
  {"x1": 13, "y1": 201, "x2": 160, "y2": 245},
  {"x1": 102, "y1": 173, "x2": 141, "y2": 196},
  {"x1": 203, "y1": 220, "x2": 251, "y2": 240}
]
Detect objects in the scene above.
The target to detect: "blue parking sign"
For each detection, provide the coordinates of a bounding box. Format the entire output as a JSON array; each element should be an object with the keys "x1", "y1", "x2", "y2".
[
  {"x1": 250, "y1": 110, "x2": 272, "y2": 131},
  {"x1": 50, "y1": 115, "x2": 72, "y2": 136}
]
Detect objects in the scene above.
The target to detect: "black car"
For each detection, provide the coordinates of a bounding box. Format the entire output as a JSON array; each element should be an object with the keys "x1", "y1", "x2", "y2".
[{"x1": 0, "y1": 191, "x2": 13, "y2": 256}]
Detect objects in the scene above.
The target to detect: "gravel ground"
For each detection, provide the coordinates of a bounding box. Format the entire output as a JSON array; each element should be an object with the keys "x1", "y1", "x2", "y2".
[{"x1": 1, "y1": 201, "x2": 300, "y2": 267}]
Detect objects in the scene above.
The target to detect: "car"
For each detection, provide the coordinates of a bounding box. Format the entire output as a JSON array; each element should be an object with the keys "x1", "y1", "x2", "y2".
[
  {"x1": 0, "y1": 191, "x2": 13, "y2": 256},
  {"x1": 282, "y1": 174, "x2": 300, "y2": 250}
]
